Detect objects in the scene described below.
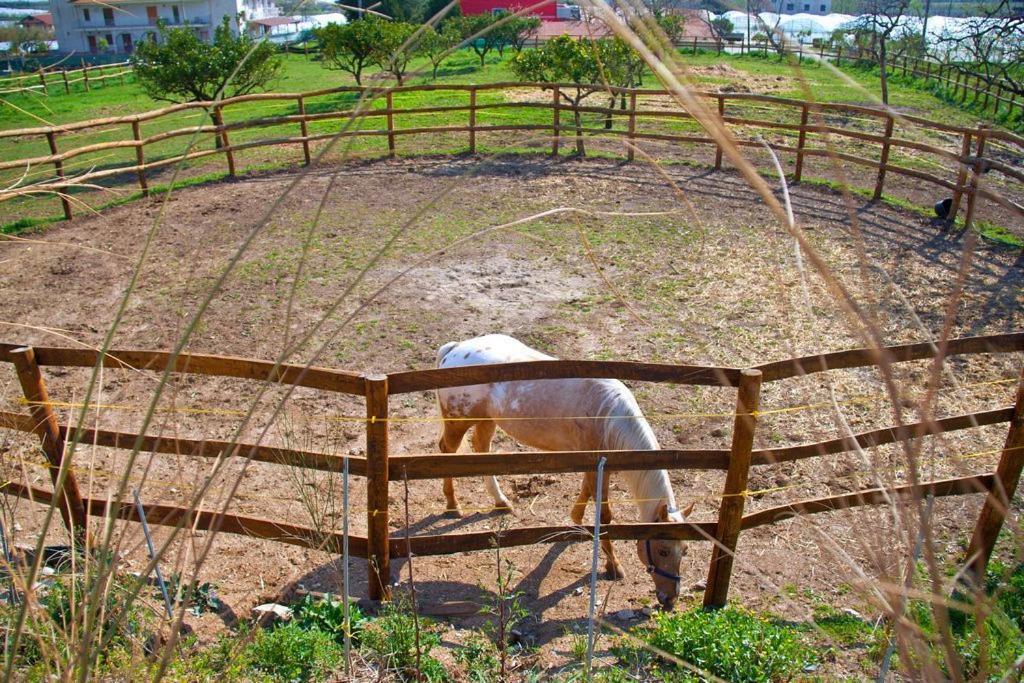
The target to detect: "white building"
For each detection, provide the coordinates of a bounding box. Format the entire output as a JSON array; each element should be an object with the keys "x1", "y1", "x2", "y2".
[{"x1": 48, "y1": 0, "x2": 279, "y2": 54}]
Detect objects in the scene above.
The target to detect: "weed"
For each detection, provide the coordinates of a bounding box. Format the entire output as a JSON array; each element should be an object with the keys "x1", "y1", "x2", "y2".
[
  {"x1": 616, "y1": 605, "x2": 817, "y2": 682},
  {"x1": 246, "y1": 621, "x2": 345, "y2": 682},
  {"x1": 360, "y1": 598, "x2": 448, "y2": 682},
  {"x1": 291, "y1": 593, "x2": 367, "y2": 646}
]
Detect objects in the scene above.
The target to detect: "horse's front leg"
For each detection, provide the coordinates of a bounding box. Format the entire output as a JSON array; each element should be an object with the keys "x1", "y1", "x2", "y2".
[{"x1": 599, "y1": 474, "x2": 624, "y2": 580}]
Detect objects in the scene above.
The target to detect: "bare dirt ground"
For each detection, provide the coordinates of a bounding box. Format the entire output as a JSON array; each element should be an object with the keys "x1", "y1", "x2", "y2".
[{"x1": 1, "y1": 155, "x2": 1022, "y2": 677}]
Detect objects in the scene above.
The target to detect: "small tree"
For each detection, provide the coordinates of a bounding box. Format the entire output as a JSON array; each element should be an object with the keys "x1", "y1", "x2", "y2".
[
  {"x1": 849, "y1": 0, "x2": 916, "y2": 104},
  {"x1": 492, "y1": 14, "x2": 541, "y2": 55},
  {"x1": 448, "y1": 13, "x2": 502, "y2": 66},
  {"x1": 423, "y1": 0, "x2": 460, "y2": 22},
  {"x1": 373, "y1": 21, "x2": 420, "y2": 84},
  {"x1": 420, "y1": 22, "x2": 461, "y2": 78},
  {"x1": 316, "y1": 18, "x2": 382, "y2": 85},
  {"x1": 132, "y1": 16, "x2": 281, "y2": 129},
  {"x1": 709, "y1": 17, "x2": 735, "y2": 41},
  {"x1": 655, "y1": 12, "x2": 686, "y2": 45},
  {"x1": 511, "y1": 35, "x2": 620, "y2": 155}
]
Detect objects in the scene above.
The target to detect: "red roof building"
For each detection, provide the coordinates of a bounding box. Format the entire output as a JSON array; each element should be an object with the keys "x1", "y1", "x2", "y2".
[
  {"x1": 20, "y1": 12, "x2": 54, "y2": 30},
  {"x1": 459, "y1": 0, "x2": 558, "y2": 19}
]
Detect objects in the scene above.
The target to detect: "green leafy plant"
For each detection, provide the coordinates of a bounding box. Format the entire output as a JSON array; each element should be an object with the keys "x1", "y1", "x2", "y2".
[
  {"x1": 291, "y1": 593, "x2": 367, "y2": 646},
  {"x1": 617, "y1": 606, "x2": 817, "y2": 682},
  {"x1": 360, "y1": 598, "x2": 448, "y2": 681},
  {"x1": 163, "y1": 573, "x2": 222, "y2": 616},
  {"x1": 246, "y1": 622, "x2": 345, "y2": 682}
]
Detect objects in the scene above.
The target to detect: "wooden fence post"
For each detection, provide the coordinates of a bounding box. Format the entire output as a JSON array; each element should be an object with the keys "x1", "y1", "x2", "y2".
[
  {"x1": 836, "y1": 45, "x2": 842, "y2": 67},
  {"x1": 82, "y1": 62, "x2": 90, "y2": 92},
  {"x1": 947, "y1": 130, "x2": 972, "y2": 223},
  {"x1": 993, "y1": 85, "x2": 1002, "y2": 117},
  {"x1": 962, "y1": 125, "x2": 988, "y2": 232},
  {"x1": 551, "y1": 86, "x2": 560, "y2": 156},
  {"x1": 46, "y1": 131, "x2": 72, "y2": 220},
  {"x1": 37, "y1": 67, "x2": 46, "y2": 90},
  {"x1": 10, "y1": 347, "x2": 88, "y2": 542},
  {"x1": 213, "y1": 105, "x2": 235, "y2": 176},
  {"x1": 714, "y1": 95, "x2": 725, "y2": 170},
  {"x1": 873, "y1": 113, "x2": 894, "y2": 200},
  {"x1": 297, "y1": 95, "x2": 311, "y2": 166},
  {"x1": 62, "y1": 68, "x2": 69, "y2": 94},
  {"x1": 704, "y1": 368, "x2": 762, "y2": 608},
  {"x1": 468, "y1": 87, "x2": 477, "y2": 154},
  {"x1": 964, "y1": 368, "x2": 1024, "y2": 583},
  {"x1": 626, "y1": 91, "x2": 637, "y2": 162},
  {"x1": 794, "y1": 103, "x2": 809, "y2": 182},
  {"x1": 365, "y1": 374, "x2": 391, "y2": 601},
  {"x1": 385, "y1": 90, "x2": 396, "y2": 158},
  {"x1": 131, "y1": 119, "x2": 148, "y2": 196}
]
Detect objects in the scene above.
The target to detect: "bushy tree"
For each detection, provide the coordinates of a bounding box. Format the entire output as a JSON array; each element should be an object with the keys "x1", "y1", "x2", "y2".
[
  {"x1": 511, "y1": 35, "x2": 635, "y2": 155},
  {"x1": 377, "y1": 0, "x2": 425, "y2": 22},
  {"x1": 934, "y1": 0, "x2": 1023, "y2": 103},
  {"x1": 709, "y1": 16, "x2": 734, "y2": 40},
  {"x1": 492, "y1": 14, "x2": 542, "y2": 55},
  {"x1": 448, "y1": 13, "x2": 503, "y2": 66},
  {"x1": 655, "y1": 12, "x2": 686, "y2": 44},
  {"x1": 374, "y1": 21, "x2": 420, "y2": 84},
  {"x1": 420, "y1": 22, "x2": 461, "y2": 78},
  {"x1": 131, "y1": 16, "x2": 281, "y2": 127},
  {"x1": 315, "y1": 18, "x2": 382, "y2": 85}
]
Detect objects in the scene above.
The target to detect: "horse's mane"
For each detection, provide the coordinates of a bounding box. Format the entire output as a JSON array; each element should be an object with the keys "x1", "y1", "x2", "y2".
[{"x1": 595, "y1": 380, "x2": 679, "y2": 522}]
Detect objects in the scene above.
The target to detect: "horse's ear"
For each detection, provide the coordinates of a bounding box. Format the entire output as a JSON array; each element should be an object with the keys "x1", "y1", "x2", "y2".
[
  {"x1": 682, "y1": 501, "x2": 695, "y2": 519},
  {"x1": 656, "y1": 501, "x2": 669, "y2": 521}
]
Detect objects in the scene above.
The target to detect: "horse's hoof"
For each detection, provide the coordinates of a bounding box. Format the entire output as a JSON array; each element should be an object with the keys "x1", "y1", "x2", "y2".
[
  {"x1": 607, "y1": 566, "x2": 625, "y2": 581},
  {"x1": 443, "y1": 508, "x2": 462, "y2": 519}
]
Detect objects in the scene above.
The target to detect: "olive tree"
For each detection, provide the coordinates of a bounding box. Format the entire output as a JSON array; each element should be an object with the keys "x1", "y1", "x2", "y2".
[
  {"x1": 373, "y1": 21, "x2": 421, "y2": 84},
  {"x1": 131, "y1": 16, "x2": 281, "y2": 130},
  {"x1": 448, "y1": 13, "x2": 503, "y2": 66},
  {"x1": 420, "y1": 22, "x2": 461, "y2": 78}
]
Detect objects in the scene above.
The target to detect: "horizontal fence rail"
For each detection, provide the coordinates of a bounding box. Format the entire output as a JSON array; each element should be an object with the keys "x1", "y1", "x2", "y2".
[
  {"x1": 0, "y1": 332, "x2": 1021, "y2": 605},
  {"x1": 0, "y1": 60, "x2": 132, "y2": 96},
  {"x1": 1, "y1": 81, "x2": 1020, "y2": 229}
]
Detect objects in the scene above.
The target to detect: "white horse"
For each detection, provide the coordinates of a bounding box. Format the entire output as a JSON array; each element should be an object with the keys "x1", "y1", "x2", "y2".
[{"x1": 435, "y1": 334, "x2": 692, "y2": 610}]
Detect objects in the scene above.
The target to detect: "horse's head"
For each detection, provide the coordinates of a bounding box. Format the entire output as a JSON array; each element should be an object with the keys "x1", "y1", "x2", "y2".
[{"x1": 636, "y1": 500, "x2": 694, "y2": 611}]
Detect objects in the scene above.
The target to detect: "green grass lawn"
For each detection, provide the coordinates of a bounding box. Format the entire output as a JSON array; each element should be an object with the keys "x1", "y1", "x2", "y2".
[{"x1": 0, "y1": 46, "x2": 1015, "y2": 232}]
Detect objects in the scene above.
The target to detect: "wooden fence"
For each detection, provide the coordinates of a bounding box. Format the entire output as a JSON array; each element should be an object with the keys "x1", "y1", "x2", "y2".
[
  {"x1": 0, "y1": 60, "x2": 133, "y2": 96},
  {"x1": 0, "y1": 333, "x2": 1021, "y2": 607},
  {"x1": 1, "y1": 82, "x2": 1022, "y2": 231}
]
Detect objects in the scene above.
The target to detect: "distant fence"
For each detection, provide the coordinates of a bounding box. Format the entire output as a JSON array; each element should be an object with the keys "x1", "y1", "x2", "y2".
[
  {"x1": 1, "y1": 82, "x2": 1022, "y2": 231},
  {"x1": 0, "y1": 60, "x2": 132, "y2": 96},
  {"x1": 1, "y1": 333, "x2": 1021, "y2": 607}
]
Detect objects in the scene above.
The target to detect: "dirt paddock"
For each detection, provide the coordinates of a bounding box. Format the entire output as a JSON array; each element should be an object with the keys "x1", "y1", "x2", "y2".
[{"x1": 1, "y1": 155, "x2": 1022, "y2": 674}]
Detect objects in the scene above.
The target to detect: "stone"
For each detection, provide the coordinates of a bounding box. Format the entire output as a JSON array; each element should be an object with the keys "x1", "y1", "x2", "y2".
[
  {"x1": 690, "y1": 579, "x2": 707, "y2": 591},
  {"x1": 710, "y1": 427, "x2": 725, "y2": 438},
  {"x1": 614, "y1": 609, "x2": 635, "y2": 620},
  {"x1": 253, "y1": 603, "x2": 293, "y2": 623}
]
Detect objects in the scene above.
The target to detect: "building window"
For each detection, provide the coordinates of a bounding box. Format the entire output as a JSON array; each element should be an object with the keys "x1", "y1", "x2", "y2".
[
  {"x1": 103, "y1": 7, "x2": 114, "y2": 26},
  {"x1": 147, "y1": 5, "x2": 158, "y2": 23},
  {"x1": 786, "y1": 2, "x2": 794, "y2": 9},
  {"x1": 820, "y1": 3, "x2": 826, "y2": 9},
  {"x1": 83, "y1": 7, "x2": 90, "y2": 21},
  {"x1": 172, "y1": 5, "x2": 180, "y2": 22},
  {"x1": 803, "y1": 3, "x2": 810, "y2": 9}
]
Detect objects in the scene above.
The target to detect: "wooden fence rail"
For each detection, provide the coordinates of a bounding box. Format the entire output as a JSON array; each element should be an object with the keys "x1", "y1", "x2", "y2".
[
  {"x1": 0, "y1": 61, "x2": 132, "y2": 97},
  {"x1": 1, "y1": 82, "x2": 1021, "y2": 229},
  {"x1": 0, "y1": 332, "x2": 1021, "y2": 606}
]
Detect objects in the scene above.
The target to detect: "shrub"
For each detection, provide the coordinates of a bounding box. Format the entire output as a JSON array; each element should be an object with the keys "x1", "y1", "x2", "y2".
[{"x1": 619, "y1": 606, "x2": 816, "y2": 682}]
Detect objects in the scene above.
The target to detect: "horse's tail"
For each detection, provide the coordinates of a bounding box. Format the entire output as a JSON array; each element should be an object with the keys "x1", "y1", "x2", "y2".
[{"x1": 436, "y1": 341, "x2": 459, "y2": 368}]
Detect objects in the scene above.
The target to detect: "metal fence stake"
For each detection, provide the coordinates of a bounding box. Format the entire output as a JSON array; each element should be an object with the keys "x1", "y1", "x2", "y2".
[
  {"x1": 134, "y1": 489, "x2": 173, "y2": 619},
  {"x1": 585, "y1": 456, "x2": 607, "y2": 680}
]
